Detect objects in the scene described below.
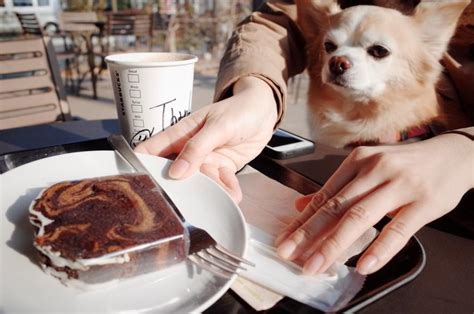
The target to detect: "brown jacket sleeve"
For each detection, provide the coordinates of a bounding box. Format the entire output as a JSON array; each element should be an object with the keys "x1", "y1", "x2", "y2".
[
  {"x1": 214, "y1": 0, "x2": 305, "y2": 125},
  {"x1": 447, "y1": 2, "x2": 474, "y2": 127},
  {"x1": 444, "y1": 127, "x2": 474, "y2": 140}
]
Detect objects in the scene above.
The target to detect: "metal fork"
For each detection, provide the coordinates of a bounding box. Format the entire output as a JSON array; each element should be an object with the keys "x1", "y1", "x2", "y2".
[{"x1": 107, "y1": 134, "x2": 254, "y2": 278}]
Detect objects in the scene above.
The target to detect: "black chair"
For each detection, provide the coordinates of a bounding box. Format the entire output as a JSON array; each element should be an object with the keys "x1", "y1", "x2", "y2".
[
  {"x1": 15, "y1": 12, "x2": 79, "y2": 92},
  {"x1": 105, "y1": 11, "x2": 154, "y2": 53},
  {"x1": 0, "y1": 37, "x2": 72, "y2": 129}
]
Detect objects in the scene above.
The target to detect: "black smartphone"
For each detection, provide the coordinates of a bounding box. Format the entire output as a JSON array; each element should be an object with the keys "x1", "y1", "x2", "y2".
[{"x1": 263, "y1": 129, "x2": 315, "y2": 159}]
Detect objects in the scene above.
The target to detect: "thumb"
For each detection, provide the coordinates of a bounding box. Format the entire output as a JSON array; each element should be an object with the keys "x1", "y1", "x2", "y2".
[{"x1": 169, "y1": 123, "x2": 227, "y2": 179}]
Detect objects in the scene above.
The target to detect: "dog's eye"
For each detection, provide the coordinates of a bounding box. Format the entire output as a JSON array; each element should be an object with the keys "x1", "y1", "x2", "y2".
[
  {"x1": 324, "y1": 41, "x2": 338, "y2": 53},
  {"x1": 368, "y1": 45, "x2": 390, "y2": 59}
]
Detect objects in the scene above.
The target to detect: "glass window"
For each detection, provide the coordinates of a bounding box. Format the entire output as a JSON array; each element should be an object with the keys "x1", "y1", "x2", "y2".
[
  {"x1": 38, "y1": 0, "x2": 50, "y2": 6},
  {"x1": 13, "y1": 0, "x2": 33, "y2": 6}
]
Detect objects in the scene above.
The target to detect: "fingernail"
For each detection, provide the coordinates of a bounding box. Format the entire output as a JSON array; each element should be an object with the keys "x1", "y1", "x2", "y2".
[
  {"x1": 357, "y1": 254, "x2": 379, "y2": 275},
  {"x1": 169, "y1": 159, "x2": 190, "y2": 179},
  {"x1": 303, "y1": 253, "x2": 325, "y2": 275},
  {"x1": 277, "y1": 240, "x2": 297, "y2": 260},
  {"x1": 274, "y1": 231, "x2": 290, "y2": 246}
]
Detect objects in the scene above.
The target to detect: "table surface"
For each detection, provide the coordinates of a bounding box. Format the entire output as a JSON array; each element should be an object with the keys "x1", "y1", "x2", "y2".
[{"x1": 1, "y1": 119, "x2": 473, "y2": 313}]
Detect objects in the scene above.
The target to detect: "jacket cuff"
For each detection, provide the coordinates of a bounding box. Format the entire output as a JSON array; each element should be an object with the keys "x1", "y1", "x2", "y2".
[
  {"x1": 214, "y1": 70, "x2": 285, "y2": 128},
  {"x1": 442, "y1": 127, "x2": 474, "y2": 140}
]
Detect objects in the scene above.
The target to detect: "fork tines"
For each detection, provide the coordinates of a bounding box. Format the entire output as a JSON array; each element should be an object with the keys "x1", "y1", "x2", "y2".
[
  {"x1": 189, "y1": 246, "x2": 255, "y2": 279},
  {"x1": 214, "y1": 244, "x2": 255, "y2": 267}
]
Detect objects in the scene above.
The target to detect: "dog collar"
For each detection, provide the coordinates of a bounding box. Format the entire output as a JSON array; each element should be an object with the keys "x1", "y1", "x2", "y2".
[
  {"x1": 346, "y1": 122, "x2": 444, "y2": 148},
  {"x1": 399, "y1": 124, "x2": 436, "y2": 141}
]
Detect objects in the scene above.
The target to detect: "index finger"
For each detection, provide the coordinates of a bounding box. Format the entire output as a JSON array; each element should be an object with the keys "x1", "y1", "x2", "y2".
[{"x1": 134, "y1": 113, "x2": 203, "y2": 156}]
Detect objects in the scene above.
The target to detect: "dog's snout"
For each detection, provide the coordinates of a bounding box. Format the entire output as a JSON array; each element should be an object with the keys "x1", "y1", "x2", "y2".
[{"x1": 329, "y1": 56, "x2": 352, "y2": 76}]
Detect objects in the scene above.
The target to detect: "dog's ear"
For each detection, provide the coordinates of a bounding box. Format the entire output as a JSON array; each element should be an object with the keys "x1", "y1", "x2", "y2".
[
  {"x1": 414, "y1": 0, "x2": 469, "y2": 61},
  {"x1": 296, "y1": 0, "x2": 342, "y2": 42}
]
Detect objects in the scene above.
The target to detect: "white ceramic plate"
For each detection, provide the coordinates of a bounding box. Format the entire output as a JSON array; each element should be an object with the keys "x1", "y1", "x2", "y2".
[{"x1": 0, "y1": 151, "x2": 247, "y2": 313}]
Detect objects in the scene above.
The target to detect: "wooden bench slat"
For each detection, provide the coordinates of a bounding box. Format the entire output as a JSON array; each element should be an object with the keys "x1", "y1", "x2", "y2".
[
  {"x1": 0, "y1": 57, "x2": 50, "y2": 75},
  {"x1": 0, "y1": 38, "x2": 45, "y2": 54},
  {"x1": 0, "y1": 91, "x2": 59, "y2": 112},
  {"x1": 0, "y1": 106, "x2": 63, "y2": 130},
  {"x1": 0, "y1": 75, "x2": 54, "y2": 93}
]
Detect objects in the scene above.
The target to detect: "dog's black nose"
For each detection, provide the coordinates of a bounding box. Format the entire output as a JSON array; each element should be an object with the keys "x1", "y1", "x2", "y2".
[{"x1": 329, "y1": 56, "x2": 352, "y2": 76}]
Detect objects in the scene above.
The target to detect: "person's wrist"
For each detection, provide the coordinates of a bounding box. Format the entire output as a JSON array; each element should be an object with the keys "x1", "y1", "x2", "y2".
[
  {"x1": 437, "y1": 132, "x2": 474, "y2": 189},
  {"x1": 233, "y1": 76, "x2": 278, "y2": 123}
]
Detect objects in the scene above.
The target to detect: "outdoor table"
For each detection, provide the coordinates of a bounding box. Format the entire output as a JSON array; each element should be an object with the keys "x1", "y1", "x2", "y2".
[
  {"x1": 63, "y1": 21, "x2": 107, "y2": 99},
  {"x1": 1, "y1": 119, "x2": 473, "y2": 313}
]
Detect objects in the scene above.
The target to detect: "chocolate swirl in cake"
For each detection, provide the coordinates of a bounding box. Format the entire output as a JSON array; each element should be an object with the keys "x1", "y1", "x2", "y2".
[{"x1": 30, "y1": 174, "x2": 186, "y2": 261}]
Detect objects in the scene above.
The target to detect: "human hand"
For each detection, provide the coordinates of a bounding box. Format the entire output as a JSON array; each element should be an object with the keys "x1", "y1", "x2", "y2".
[
  {"x1": 134, "y1": 76, "x2": 278, "y2": 202},
  {"x1": 275, "y1": 133, "x2": 474, "y2": 275}
]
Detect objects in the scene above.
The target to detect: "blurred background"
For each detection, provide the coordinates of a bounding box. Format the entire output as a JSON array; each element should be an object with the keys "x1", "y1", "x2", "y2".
[{"x1": 0, "y1": 0, "x2": 311, "y2": 137}]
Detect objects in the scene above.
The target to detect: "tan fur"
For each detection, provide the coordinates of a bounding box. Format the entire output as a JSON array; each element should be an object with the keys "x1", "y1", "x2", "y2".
[{"x1": 296, "y1": 0, "x2": 471, "y2": 147}]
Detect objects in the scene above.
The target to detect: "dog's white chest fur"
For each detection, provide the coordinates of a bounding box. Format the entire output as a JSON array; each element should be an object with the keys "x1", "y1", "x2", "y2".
[{"x1": 310, "y1": 105, "x2": 394, "y2": 147}]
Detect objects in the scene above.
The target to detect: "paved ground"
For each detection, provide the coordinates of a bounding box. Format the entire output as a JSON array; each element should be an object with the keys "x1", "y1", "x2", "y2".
[{"x1": 66, "y1": 67, "x2": 313, "y2": 140}]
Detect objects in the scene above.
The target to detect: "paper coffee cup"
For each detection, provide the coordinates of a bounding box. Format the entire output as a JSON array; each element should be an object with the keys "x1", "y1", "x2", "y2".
[{"x1": 106, "y1": 52, "x2": 198, "y2": 147}]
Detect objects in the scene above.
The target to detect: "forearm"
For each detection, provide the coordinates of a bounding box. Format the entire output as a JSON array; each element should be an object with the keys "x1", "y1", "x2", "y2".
[
  {"x1": 214, "y1": 1, "x2": 305, "y2": 125},
  {"x1": 233, "y1": 76, "x2": 279, "y2": 127},
  {"x1": 436, "y1": 130, "x2": 474, "y2": 189}
]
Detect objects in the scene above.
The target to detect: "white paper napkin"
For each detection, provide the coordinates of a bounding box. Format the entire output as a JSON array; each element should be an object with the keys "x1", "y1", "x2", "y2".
[{"x1": 232, "y1": 166, "x2": 377, "y2": 312}]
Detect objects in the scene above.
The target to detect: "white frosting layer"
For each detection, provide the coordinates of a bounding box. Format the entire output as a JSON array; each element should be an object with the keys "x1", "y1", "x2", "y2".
[
  {"x1": 29, "y1": 210, "x2": 54, "y2": 236},
  {"x1": 29, "y1": 187, "x2": 55, "y2": 236},
  {"x1": 43, "y1": 265, "x2": 121, "y2": 291},
  {"x1": 34, "y1": 243, "x2": 130, "y2": 271}
]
